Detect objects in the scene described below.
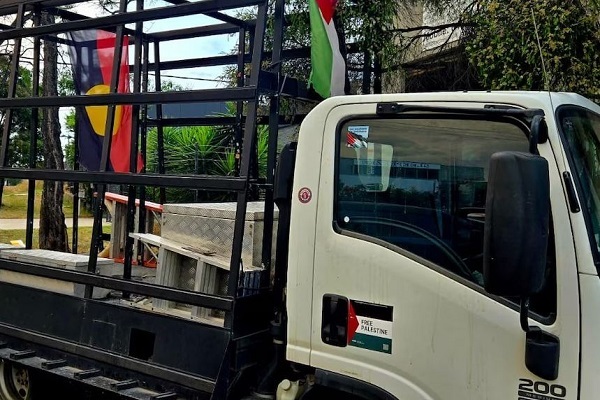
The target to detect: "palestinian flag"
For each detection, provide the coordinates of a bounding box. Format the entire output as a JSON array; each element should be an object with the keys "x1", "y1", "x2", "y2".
[
  {"x1": 309, "y1": 0, "x2": 347, "y2": 98},
  {"x1": 347, "y1": 131, "x2": 368, "y2": 149},
  {"x1": 66, "y1": 30, "x2": 143, "y2": 173}
]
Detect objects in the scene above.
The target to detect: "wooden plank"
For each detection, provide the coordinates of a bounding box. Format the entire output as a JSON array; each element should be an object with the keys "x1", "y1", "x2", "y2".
[
  {"x1": 154, "y1": 249, "x2": 179, "y2": 309},
  {"x1": 129, "y1": 233, "x2": 230, "y2": 270},
  {"x1": 107, "y1": 198, "x2": 117, "y2": 259},
  {"x1": 130, "y1": 233, "x2": 162, "y2": 247},
  {"x1": 134, "y1": 232, "x2": 257, "y2": 317},
  {"x1": 117, "y1": 203, "x2": 127, "y2": 259},
  {"x1": 141, "y1": 211, "x2": 157, "y2": 261},
  {"x1": 153, "y1": 248, "x2": 168, "y2": 310},
  {"x1": 105, "y1": 191, "x2": 163, "y2": 213},
  {"x1": 193, "y1": 261, "x2": 209, "y2": 318},
  {"x1": 0, "y1": 243, "x2": 25, "y2": 249},
  {"x1": 193, "y1": 260, "x2": 219, "y2": 319}
]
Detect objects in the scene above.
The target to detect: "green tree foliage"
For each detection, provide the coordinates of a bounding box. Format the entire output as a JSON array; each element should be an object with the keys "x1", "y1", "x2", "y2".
[
  {"x1": 464, "y1": 0, "x2": 600, "y2": 95},
  {"x1": 0, "y1": 56, "x2": 43, "y2": 168},
  {"x1": 224, "y1": 0, "x2": 457, "y2": 90},
  {"x1": 59, "y1": 69, "x2": 77, "y2": 170},
  {"x1": 221, "y1": 0, "x2": 468, "y2": 96},
  {"x1": 282, "y1": 0, "x2": 406, "y2": 82},
  {"x1": 63, "y1": 111, "x2": 76, "y2": 169}
]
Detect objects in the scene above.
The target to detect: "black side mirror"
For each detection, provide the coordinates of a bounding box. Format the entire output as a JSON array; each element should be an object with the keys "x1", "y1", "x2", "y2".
[
  {"x1": 483, "y1": 151, "x2": 559, "y2": 381},
  {"x1": 483, "y1": 151, "x2": 549, "y2": 296}
]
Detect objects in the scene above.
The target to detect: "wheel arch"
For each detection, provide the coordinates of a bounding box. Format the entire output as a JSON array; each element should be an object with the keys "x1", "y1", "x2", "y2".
[{"x1": 300, "y1": 369, "x2": 399, "y2": 400}]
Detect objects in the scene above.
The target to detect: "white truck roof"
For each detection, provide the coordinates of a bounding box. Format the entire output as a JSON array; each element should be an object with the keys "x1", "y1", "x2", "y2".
[{"x1": 308, "y1": 91, "x2": 600, "y2": 115}]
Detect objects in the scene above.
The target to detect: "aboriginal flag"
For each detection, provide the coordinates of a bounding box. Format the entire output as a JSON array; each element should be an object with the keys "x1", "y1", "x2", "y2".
[{"x1": 66, "y1": 30, "x2": 143, "y2": 172}]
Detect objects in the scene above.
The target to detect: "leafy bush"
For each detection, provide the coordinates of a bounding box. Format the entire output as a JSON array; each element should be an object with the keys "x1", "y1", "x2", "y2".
[{"x1": 464, "y1": 0, "x2": 600, "y2": 97}]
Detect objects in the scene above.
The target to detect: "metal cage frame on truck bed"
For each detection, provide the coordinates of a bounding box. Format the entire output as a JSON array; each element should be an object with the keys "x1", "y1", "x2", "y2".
[{"x1": 0, "y1": 0, "x2": 325, "y2": 397}]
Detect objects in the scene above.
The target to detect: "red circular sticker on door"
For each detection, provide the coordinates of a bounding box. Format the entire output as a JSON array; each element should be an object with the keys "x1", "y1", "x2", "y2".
[{"x1": 298, "y1": 187, "x2": 312, "y2": 204}]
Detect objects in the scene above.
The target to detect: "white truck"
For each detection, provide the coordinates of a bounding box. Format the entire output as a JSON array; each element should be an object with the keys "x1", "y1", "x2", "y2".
[
  {"x1": 281, "y1": 91, "x2": 598, "y2": 400},
  {"x1": 1, "y1": 88, "x2": 598, "y2": 400}
]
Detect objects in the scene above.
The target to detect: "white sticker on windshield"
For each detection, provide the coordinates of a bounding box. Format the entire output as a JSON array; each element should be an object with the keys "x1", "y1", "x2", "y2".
[{"x1": 348, "y1": 125, "x2": 370, "y2": 138}]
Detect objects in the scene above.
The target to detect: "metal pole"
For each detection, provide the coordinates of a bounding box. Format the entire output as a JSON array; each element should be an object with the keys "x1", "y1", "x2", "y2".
[
  {"x1": 86, "y1": 0, "x2": 128, "y2": 299},
  {"x1": 137, "y1": 38, "x2": 150, "y2": 263},
  {"x1": 0, "y1": 3, "x2": 25, "y2": 208},
  {"x1": 26, "y1": 8, "x2": 41, "y2": 249},
  {"x1": 227, "y1": 1, "x2": 268, "y2": 301},
  {"x1": 153, "y1": 40, "x2": 166, "y2": 204},
  {"x1": 72, "y1": 109, "x2": 80, "y2": 253},
  {"x1": 260, "y1": 0, "x2": 284, "y2": 274},
  {"x1": 194, "y1": 145, "x2": 199, "y2": 202},
  {"x1": 374, "y1": 54, "x2": 382, "y2": 94},
  {"x1": 234, "y1": 27, "x2": 246, "y2": 176},
  {"x1": 362, "y1": 51, "x2": 371, "y2": 95},
  {"x1": 123, "y1": 0, "x2": 144, "y2": 290}
]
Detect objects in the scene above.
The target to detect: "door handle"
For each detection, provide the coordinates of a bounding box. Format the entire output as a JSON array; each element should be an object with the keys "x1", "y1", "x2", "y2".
[{"x1": 321, "y1": 294, "x2": 349, "y2": 347}]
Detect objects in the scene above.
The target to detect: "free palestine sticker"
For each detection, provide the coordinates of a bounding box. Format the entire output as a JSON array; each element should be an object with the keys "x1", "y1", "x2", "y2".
[{"x1": 348, "y1": 300, "x2": 393, "y2": 354}]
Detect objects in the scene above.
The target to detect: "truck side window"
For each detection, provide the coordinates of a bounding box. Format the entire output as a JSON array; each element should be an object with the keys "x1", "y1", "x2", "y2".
[
  {"x1": 558, "y1": 107, "x2": 600, "y2": 257},
  {"x1": 335, "y1": 117, "x2": 556, "y2": 318}
]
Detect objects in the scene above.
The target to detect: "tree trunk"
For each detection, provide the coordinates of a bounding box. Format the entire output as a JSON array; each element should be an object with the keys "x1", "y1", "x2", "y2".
[{"x1": 39, "y1": 12, "x2": 69, "y2": 252}]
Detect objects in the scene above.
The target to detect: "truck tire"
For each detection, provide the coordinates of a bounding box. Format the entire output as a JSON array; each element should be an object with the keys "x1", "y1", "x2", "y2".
[{"x1": 0, "y1": 361, "x2": 32, "y2": 400}]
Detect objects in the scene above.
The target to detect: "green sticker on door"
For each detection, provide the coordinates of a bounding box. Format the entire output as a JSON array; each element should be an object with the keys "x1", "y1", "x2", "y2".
[{"x1": 348, "y1": 300, "x2": 393, "y2": 354}]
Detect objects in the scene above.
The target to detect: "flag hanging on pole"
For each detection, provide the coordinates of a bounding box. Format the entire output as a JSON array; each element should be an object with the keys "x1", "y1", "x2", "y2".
[
  {"x1": 309, "y1": 0, "x2": 347, "y2": 98},
  {"x1": 66, "y1": 30, "x2": 143, "y2": 173}
]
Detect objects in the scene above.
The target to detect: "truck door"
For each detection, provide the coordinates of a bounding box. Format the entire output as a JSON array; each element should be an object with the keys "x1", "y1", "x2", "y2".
[{"x1": 309, "y1": 103, "x2": 580, "y2": 400}]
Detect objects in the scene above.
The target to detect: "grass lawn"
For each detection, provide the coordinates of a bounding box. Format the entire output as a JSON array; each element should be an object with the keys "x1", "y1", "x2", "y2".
[
  {"x1": 0, "y1": 180, "x2": 92, "y2": 219},
  {"x1": 0, "y1": 226, "x2": 111, "y2": 255}
]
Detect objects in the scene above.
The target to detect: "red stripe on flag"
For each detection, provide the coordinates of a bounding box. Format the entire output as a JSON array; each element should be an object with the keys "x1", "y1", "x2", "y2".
[
  {"x1": 347, "y1": 132, "x2": 356, "y2": 147},
  {"x1": 348, "y1": 301, "x2": 359, "y2": 344},
  {"x1": 95, "y1": 31, "x2": 143, "y2": 172},
  {"x1": 316, "y1": 0, "x2": 338, "y2": 24},
  {"x1": 96, "y1": 31, "x2": 130, "y2": 92}
]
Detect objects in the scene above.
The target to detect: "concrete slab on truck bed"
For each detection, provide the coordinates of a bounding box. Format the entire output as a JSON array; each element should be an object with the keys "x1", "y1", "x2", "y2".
[
  {"x1": 0, "y1": 249, "x2": 154, "y2": 299},
  {"x1": 130, "y1": 232, "x2": 231, "y2": 270}
]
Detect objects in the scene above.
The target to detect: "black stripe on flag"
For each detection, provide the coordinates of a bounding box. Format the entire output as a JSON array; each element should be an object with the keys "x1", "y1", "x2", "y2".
[{"x1": 351, "y1": 300, "x2": 393, "y2": 321}]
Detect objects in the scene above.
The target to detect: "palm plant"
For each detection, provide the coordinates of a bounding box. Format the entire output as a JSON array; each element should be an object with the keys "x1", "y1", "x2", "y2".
[
  {"x1": 144, "y1": 104, "x2": 272, "y2": 202},
  {"x1": 213, "y1": 148, "x2": 237, "y2": 177},
  {"x1": 256, "y1": 124, "x2": 269, "y2": 179}
]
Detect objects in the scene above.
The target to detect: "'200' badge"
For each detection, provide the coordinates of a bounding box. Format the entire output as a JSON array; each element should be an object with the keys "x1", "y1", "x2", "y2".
[{"x1": 298, "y1": 187, "x2": 312, "y2": 204}]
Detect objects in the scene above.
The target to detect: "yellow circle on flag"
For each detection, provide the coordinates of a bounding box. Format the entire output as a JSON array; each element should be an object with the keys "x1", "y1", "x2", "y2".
[{"x1": 85, "y1": 84, "x2": 123, "y2": 136}]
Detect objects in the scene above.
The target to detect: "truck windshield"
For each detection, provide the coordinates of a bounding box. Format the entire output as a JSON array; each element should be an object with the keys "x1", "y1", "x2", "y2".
[
  {"x1": 334, "y1": 115, "x2": 557, "y2": 318},
  {"x1": 558, "y1": 107, "x2": 600, "y2": 256}
]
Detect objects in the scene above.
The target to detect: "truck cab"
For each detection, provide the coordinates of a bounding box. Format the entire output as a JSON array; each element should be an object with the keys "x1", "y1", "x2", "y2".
[{"x1": 286, "y1": 92, "x2": 600, "y2": 400}]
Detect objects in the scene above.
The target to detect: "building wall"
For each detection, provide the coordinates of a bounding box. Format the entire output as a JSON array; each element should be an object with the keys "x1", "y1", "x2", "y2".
[{"x1": 384, "y1": 1, "x2": 471, "y2": 93}]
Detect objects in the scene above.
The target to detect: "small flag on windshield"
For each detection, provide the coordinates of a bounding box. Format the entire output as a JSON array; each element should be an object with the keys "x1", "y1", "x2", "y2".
[{"x1": 347, "y1": 131, "x2": 368, "y2": 148}]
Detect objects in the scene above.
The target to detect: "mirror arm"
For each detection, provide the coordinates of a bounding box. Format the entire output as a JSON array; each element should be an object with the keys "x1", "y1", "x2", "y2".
[
  {"x1": 520, "y1": 297, "x2": 532, "y2": 333},
  {"x1": 529, "y1": 116, "x2": 541, "y2": 154},
  {"x1": 529, "y1": 115, "x2": 548, "y2": 154}
]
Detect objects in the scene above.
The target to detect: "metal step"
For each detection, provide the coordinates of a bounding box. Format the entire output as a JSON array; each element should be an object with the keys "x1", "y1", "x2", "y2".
[{"x1": 0, "y1": 346, "x2": 186, "y2": 400}]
